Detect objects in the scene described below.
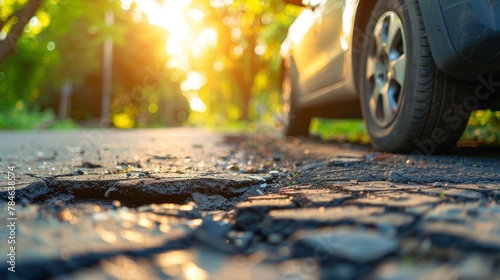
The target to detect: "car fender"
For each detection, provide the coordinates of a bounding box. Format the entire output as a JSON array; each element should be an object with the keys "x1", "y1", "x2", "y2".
[{"x1": 418, "y1": 0, "x2": 500, "y2": 80}]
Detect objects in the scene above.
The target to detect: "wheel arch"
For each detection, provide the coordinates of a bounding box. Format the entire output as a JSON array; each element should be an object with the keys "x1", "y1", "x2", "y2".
[{"x1": 352, "y1": 0, "x2": 379, "y2": 95}]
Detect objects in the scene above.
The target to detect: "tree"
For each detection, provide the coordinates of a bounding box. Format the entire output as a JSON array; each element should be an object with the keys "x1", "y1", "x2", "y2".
[
  {"x1": 0, "y1": 0, "x2": 125, "y2": 128},
  {"x1": 0, "y1": 0, "x2": 43, "y2": 63},
  {"x1": 109, "y1": 3, "x2": 188, "y2": 127},
  {"x1": 0, "y1": 0, "x2": 300, "y2": 129},
  {"x1": 175, "y1": 0, "x2": 300, "y2": 124}
]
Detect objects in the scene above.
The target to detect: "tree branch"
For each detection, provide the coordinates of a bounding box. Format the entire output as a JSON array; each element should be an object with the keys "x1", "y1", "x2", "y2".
[
  {"x1": 0, "y1": 6, "x2": 30, "y2": 31},
  {"x1": 0, "y1": 0, "x2": 43, "y2": 64}
]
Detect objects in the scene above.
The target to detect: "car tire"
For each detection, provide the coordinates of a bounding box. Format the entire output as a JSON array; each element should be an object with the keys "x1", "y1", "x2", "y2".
[
  {"x1": 359, "y1": 0, "x2": 471, "y2": 154},
  {"x1": 282, "y1": 63, "x2": 311, "y2": 136}
]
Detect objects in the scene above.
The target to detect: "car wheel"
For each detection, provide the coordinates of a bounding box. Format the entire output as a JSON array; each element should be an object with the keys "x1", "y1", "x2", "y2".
[
  {"x1": 282, "y1": 63, "x2": 311, "y2": 136},
  {"x1": 359, "y1": 0, "x2": 471, "y2": 153}
]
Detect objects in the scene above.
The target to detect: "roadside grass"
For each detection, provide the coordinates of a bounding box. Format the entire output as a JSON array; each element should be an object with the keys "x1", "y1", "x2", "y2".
[
  {"x1": 461, "y1": 110, "x2": 500, "y2": 146},
  {"x1": 48, "y1": 119, "x2": 80, "y2": 130},
  {"x1": 310, "y1": 110, "x2": 500, "y2": 146},
  {"x1": 0, "y1": 108, "x2": 79, "y2": 130},
  {"x1": 310, "y1": 118, "x2": 370, "y2": 144},
  {"x1": 0, "y1": 108, "x2": 54, "y2": 129}
]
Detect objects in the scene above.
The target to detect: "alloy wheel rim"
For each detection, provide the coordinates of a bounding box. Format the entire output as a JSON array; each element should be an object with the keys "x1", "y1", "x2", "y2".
[{"x1": 366, "y1": 11, "x2": 407, "y2": 128}]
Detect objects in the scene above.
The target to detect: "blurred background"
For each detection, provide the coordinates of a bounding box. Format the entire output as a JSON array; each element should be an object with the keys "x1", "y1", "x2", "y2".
[{"x1": 1, "y1": 0, "x2": 499, "y2": 146}]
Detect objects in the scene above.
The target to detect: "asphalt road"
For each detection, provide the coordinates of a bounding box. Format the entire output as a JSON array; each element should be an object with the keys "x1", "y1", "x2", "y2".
[{"x1": 1, "y1": 128, "x2": 499, "y2": 279}]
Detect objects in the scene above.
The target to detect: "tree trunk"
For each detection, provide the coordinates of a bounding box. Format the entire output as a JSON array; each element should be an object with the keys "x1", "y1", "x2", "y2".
[
  {"x1": 0, "y1": 0, "x2": 43, "y2": 64},
  {"x1": 240, "y1": 29, "x2": 258, "y2": 122}
]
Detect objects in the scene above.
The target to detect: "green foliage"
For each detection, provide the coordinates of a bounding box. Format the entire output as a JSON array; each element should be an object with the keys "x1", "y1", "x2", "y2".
[
  {"x1": 109, "y1": 7, "x2": 188, "y2": 128},
  {"x1": 3, "y1": 0, "x2": 496, "y2": 148},
  {"x1": 0, "y1": 0, "x2": 122, "y2": 128},
  {"x1": 310, "y1": 118, "x2": 370, "y2": 144},
  {"x1": 157, "y1": 0, "x2": 301, "y2": 126},
  {"x1": 48, "y1": 119, "x2": 79, "y2": 130},
  {"x1": 1, "y1": 0, "x2": 301, "y2": 129},
  {"x1": 311, "y1": 110, "x2": 500, "y2": 147},
  {"x1": 461, "y1": 110, "x2": 500, "y2": 145},
  {"x1": 0, "y1": 106, "x2": 54, "y2": 129}
]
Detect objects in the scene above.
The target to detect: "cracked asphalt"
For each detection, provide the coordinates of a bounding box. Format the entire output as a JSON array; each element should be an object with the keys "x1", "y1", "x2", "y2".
[{"x1": 1, "y1": 128, "x2": 500, "y2": 279}]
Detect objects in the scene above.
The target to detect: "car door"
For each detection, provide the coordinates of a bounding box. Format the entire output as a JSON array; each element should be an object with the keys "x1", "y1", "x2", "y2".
[
  {"x1": 290, "y1": 0, "x2": 347, "y2": 95},
  {"x1": 316, "y1": 0, "x2": 348, "y2": 83},
  {"x1": 287, "y1": 1, "x2": 324, "y2": 91}
]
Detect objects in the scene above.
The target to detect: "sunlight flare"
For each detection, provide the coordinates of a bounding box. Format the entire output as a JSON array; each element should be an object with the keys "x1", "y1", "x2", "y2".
[
  {"x1": 181, "y1": 71, "x2": 206, "y2": 92},
  {"x1": 189, "y1": 96, "x2": 207, "y2": 113},
  {"x1": 126, "y1": 0, "x2": 218, "y2": 65}
]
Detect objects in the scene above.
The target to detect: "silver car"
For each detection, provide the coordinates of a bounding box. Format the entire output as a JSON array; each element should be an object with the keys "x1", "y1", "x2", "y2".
[{"x1": 281, "y1": 0, "x2": 500, "y2": 153}]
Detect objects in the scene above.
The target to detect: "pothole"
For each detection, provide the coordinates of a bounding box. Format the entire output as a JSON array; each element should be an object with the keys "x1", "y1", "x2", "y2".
[{"x1": 2, "y1": 173, "x2": 274, "y2": 210}]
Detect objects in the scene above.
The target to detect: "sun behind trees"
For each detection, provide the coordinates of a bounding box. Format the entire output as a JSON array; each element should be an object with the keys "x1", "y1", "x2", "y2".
[{"x1": 0, "y1": 0, "x2": 300, "y2": 129}]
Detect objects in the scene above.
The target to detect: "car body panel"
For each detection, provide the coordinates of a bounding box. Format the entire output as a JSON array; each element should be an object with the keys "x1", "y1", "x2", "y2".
[
  {"x1": 418, "y1": 0, "x2": 500, "y2": 80},
  {"x1": 281, "y1": 0, "x2": 360, "y2": 110},
  {"x1": 281, "y1": 0, "x2": 500, "y2": 116}
]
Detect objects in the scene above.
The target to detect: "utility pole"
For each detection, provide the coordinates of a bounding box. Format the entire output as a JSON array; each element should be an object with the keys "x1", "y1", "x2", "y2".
[{"x1": 58, "y1": 80, "x2": 73, "y2": 119}]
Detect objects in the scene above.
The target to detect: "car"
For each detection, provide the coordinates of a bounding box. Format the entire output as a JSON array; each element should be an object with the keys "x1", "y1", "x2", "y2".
[{"x1": 280, "y1": 0, "x2": 500, "y2": 153}]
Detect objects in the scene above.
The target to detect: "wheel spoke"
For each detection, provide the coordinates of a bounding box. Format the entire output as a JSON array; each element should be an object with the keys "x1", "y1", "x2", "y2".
[
  {"x1": 386, "y1": 16, "x2": 397, "y2": 48},
  {"x1": 369, "y1": 87, "x2": 379, "y2": 120},
  {"x1": 373, "y1": 20, "x2": 385, "y2": 57},
  {"x1": 366, "y1": 57, "x2": 376, "y2": 79},
  {"x1": 381, "y1": 89, "x2": 395, "y2": 125},
  {"x1": 391, "y1": 54, "x2": 406, "y2": 86}
]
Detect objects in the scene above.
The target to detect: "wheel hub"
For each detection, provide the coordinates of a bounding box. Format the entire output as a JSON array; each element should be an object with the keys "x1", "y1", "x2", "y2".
[{"x1": 376, "y1": 53, "x2": 389, "y2": 84}]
